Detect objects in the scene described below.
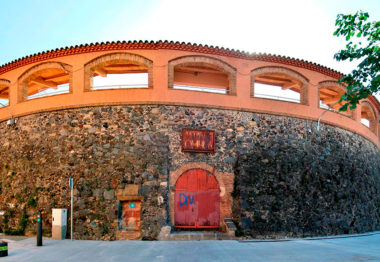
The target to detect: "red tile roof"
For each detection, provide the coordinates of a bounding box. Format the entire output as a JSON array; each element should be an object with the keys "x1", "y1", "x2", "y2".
[{"x1": 0, "y1": 40, "x2": 344, "y2": 79}]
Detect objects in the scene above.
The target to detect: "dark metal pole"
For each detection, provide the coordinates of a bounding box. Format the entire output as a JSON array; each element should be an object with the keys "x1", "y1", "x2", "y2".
[
  {"x1": 69, "y1": 177, "x2": 74, "y2": 241},
  {"x1": 37, "y1": 212, "x2": 42, "y2": 246}
]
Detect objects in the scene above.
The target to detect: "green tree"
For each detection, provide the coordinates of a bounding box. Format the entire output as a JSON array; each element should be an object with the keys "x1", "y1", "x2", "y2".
[{"x1": 333, "y1": 11, "x2": 380, "y2": 111}]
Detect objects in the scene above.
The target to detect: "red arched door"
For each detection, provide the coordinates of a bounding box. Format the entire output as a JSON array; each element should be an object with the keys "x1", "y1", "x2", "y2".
[{"x1": 175, "y1": 169, "x2": 220, "y2": 229}]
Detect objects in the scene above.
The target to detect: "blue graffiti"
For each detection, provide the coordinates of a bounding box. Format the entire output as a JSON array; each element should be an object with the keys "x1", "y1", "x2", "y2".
[{"x1": 179, "y1": 193, "x2": 196, "y2": 207}]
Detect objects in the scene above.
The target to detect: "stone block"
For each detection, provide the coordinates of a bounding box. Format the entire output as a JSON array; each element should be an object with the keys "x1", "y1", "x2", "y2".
[
  {"x1": 157, "y1": 226, "x2": 171, "y2": 240},
  {"x1": 93, "y1": 189, "x2": 102, "y2": 198},
  {"x1": 123, "y1": 185, "x2": 139, "y2": 196},
  {"x1": 115, "y1": 189, "x2": 123, "y2": 197},
  {"x1": 104, "y1": 189, "x2": 115, "y2": 200},
  {"x1": 151, "y1": 108, "x2": 160, "y2": 114}
]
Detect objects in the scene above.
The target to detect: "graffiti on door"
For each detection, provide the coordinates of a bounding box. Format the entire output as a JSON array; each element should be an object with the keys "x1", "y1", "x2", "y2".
[{"x1": 178, "y1": 193, "x2": 196, "y2": 207}]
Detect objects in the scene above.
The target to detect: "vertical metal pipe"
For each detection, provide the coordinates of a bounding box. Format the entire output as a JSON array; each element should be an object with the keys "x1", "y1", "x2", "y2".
[
  {"x1": 166, "y1": 148, "x2": 171, "y2": 225},
  {"x1": 71, "y1": 186, "x2": 73, "y2": 241},
  {"x1": 1, "y1": 168, "x2": 3, "y2": 201},
  {"x1": 317, "y1": 100, "x2": 341, "y2": 131}
]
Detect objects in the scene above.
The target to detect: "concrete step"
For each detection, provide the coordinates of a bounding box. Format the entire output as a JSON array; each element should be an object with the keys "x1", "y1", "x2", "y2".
[
  {"x1": 168, "y1": 231, "x2": 236, "y2": 241},
  {"x1": 224, "y1": 218, "x2": 237, "y2": 237}
]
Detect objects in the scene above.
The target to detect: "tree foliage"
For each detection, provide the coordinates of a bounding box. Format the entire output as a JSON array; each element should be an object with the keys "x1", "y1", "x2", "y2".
[{"x1": 334, "y1": 11, "x2": 380, "y2": 111}]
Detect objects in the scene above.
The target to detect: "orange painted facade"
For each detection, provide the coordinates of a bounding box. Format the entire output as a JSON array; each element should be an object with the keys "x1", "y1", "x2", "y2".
[{"x1": 0, "y1": 41, "x2": 379, "y2": 147}]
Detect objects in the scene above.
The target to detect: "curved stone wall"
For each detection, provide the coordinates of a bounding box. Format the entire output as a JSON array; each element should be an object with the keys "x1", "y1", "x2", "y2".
[
  {"x1": 0, "y1": 105, "x2": 379, "y2": 240},
  {"x1": 233, "y1": 114, "x2": 380, "y2": 238}
]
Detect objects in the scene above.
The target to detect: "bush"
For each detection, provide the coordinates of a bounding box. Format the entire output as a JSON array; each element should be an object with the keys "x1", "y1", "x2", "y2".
[
  {"x1": 27, "y1": 198, "x2": 37, "y2": 207},
  {"x1": 3, "y1": 211, "x2": 28, "y2": 236}
]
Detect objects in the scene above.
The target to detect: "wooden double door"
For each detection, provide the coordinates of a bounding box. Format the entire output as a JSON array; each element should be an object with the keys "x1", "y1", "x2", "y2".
[{"x1": 175, "y1": 169, "x2": 220, "y2": 229}]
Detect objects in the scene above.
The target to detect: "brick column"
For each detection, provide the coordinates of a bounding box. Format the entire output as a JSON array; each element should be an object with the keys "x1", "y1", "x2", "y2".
[
  {"x1": 152, "y1": 53, "x2": 169, "y2": 99},
  {"x1": 308, "y1": 82, "x2": 319, "y2": 109},
  {"x1": 235, "y1": 62, "x2": 251, "y2": 104},
  {"x1": 353, "y1": 104, "x2": 362, "y2": 122},
  {"x1": 72, "y1": 64, "x2": 84, "y2": 101}
]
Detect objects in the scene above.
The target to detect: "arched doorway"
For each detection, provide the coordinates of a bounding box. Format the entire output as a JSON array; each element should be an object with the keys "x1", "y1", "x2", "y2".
[{"x1": 175, "y1": 169, "x2": 220, "y2": 229}]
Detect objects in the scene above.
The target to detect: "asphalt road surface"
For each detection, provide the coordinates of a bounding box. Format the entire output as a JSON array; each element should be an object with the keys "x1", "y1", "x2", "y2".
[{"x1": 1, "y1": 232, "x2": 379, "y2": 262}]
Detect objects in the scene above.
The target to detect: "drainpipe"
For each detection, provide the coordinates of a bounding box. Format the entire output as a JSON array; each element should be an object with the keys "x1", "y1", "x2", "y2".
[
  {"x1": 316, "y1": 100, "x2": 341, "y2": 131},
  {"x1": 166, "y1": 150, "x2": 171, "y2": 226},
  {"x1": 0, "y1": 102, "x2": 17, "y2": 125}
]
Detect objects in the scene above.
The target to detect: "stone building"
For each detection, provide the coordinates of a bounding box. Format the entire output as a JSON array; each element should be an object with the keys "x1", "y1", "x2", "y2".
[{"x1": 0, "y1": 40, "x2": 379, "y2": 240}]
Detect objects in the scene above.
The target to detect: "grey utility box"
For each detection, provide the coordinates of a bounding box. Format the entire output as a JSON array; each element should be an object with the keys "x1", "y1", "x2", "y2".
[{"x1": 52, "y1": 208, "x2": 67, "y2": 240}]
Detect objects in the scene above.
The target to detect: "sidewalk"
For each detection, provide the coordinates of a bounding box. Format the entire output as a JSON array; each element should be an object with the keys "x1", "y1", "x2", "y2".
[{"x1": 1, "y1": 232, "x2": 379, "y2": 262}]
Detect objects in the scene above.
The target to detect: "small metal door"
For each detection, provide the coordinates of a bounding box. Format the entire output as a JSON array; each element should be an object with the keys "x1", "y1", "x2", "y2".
[
  {"x1": 120, "y1": 200, "x2": 141, "y2": 231},
  {"x1": 175, "y1": 169, "x2": 220, "y2": 229}
]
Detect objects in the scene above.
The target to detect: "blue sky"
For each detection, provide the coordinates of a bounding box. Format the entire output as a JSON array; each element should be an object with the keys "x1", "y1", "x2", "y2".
[
  {"x1": 0, "y1": 0, "x2": 379, "y2": 77},
  {"x1": 0, "y1": 0, "x2": 158, "y2": 64}
]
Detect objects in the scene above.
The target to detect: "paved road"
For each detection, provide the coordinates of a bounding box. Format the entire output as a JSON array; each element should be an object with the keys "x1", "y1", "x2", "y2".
[{"x1": 1, "y1": 232, "x2": 380, "y2": 262}]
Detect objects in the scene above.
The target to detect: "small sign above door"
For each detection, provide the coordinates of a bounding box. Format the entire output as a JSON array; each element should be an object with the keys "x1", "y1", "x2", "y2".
[{"x1": 181, "y1": 129, "x2": 215, "y2": 153}]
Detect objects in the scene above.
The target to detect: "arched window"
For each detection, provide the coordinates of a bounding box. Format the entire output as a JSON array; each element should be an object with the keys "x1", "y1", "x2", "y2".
[
  {"x1": 84, "y1": 52, "x2": 153, "y2": 91},
  {"x1": 251, "y1": 66, "x2": 309, "y2": 104},
  {"x1": 0, "y1": 79, "x2": 10, "y2": 107},
  {"x1": 360, "y1": 101, "x2": 378, "y2": 133},
  {"x1": 18, "y1": 62, "x2": 72, "y2": 101},
  {"x1": 168, "y1": 56, "x2": 236, "y2": 95},
  {"x1": 318, "y1": 81, "x2": 352, "y2": 117}
]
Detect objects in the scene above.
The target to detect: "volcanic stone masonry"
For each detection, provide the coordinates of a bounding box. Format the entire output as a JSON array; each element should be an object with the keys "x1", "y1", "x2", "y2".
[{"x1": 0, "y1": 105, "x2": 379, "y2": 240}]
